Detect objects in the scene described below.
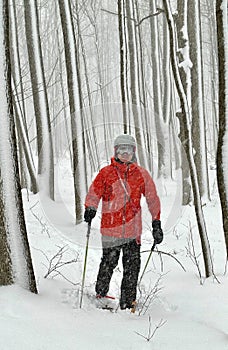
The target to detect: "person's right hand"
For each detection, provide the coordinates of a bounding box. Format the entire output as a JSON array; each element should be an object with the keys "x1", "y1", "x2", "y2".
[{"x1": 84, "y1": 207, "x2": 97, "y2": 223}]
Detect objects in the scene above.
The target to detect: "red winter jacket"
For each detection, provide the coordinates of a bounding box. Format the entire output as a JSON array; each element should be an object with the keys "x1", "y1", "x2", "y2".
[{"x1": 85, "y1": 157, "x2": 160, "y2": 242}]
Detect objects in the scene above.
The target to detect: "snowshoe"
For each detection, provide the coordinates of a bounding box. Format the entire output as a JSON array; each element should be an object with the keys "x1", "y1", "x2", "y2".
[{"x1": 95, "y1": 294, "x2": 117, "y2": 312}]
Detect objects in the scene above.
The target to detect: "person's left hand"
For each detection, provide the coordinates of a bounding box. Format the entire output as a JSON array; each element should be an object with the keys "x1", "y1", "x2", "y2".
[{"x1": 152, "y1": 220, "x2": 163, "y2": 244}]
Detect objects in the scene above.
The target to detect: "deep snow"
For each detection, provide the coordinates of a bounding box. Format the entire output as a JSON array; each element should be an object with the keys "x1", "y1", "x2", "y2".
[{"x1": 0, "y1": 162, "x2": 228, "y2": 350}]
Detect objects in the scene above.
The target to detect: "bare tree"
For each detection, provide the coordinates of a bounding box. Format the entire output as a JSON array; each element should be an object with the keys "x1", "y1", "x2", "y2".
[
  {"x1": 24, "y1": 0, "x2": 55, "y2": 200},
  {"x1": 58, "y1": 0, "x2": 86, "y2": 223},
  {"x1": 188, "y1": 0, "x2": 210, "y2": 201},
  {"x1": 0, "y1": 0, "x2": 37, "y2": 293},
  {"x1": 125, "y1": 0, "x2": 147, "y2": 167},
  {"x1": 175, "y1": 0, "x2": 192, "y2": 204},
  {"x1": 9, "y1": 0, "x2": 38, "y2": 194},
  {"x1": 149, "y1": 0, "x2": 170, "y2": 178},
  {"x1": 72, "y1": 0, "x2": 99, "y2": 172},
  {"x1": 162, "y1": 0, "x2": 214, "y2": 277},
  {"x1": 200, "y1": 1, "x2": 218, "y2": 158},
  {"x1": 216, "y1": 0, "x2": 228, "y2": 258},
  {"x1": 118, "y1": 0, "x2": 128, "y2": 131}
]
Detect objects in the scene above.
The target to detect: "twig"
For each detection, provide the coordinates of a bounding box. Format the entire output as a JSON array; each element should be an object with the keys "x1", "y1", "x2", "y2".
[
  {"x1": 186, "y1": 222, "x2": 220, "y2": 284},
  {"x1": 135, "y1": 317, "x2": 167, "y2": 341},
  {"x1": 101, "y1": 8, "x2": 163, "y2": 26},
  {"x1": 30, "y1": 206, "x2": 50, "y2": 238},
  {"x1": 33, "y1": 245, "x2": 79, "y2": 284},
  {"x1": 43, "y1": 245, "x2": 79, "y2": 279},
  {"x1": 51, "y1": 270, "x2": 79, "y2": 286},
  {"x1": 186, "y1": 223, "x2": 204, "y2": 285},
  {"x1": 138, "y1": 274, "x2": 164, "y2": 316},
  {"x1": 141, "y1": 249, "x2": 186, "y2": 272},
  {"x1": 136, "y1": 9, "x2": 164, "y2": 26}
]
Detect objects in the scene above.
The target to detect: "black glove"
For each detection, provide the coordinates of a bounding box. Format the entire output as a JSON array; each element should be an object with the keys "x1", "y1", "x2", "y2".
[
  {"x1": 84, "y1": 207, "x2": 97, "y2": 223},
  {"x1": 152, "y1": 220, "x2": 163, "y2": 244}
]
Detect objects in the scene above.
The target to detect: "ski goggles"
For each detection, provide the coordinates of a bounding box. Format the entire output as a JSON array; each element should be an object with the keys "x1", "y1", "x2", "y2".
[{"x1": 116, "y1": 145, "x2": 135, "y2": 155}]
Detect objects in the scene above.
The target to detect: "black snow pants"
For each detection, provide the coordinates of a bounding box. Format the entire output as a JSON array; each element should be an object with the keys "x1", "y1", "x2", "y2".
[{"x1": 95, "y1": 238, "x2": 141, "y2": 308}]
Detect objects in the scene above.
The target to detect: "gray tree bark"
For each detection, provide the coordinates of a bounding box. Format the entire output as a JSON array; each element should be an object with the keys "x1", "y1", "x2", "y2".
[
  {"x1": 176, "y1": 0, "x2": 192, "y2": 205},
  {"x1": 216, "y1": 0, "x2": 228, "y2": 259},
  {"x1": 24, "y1": 0, "x2": 55, "y2": 200},
  {"x1": 125, "y1": 0, "x2": 147, "y2": 167},
  {"x1": 163, "y1": 0, "x2": 214, "y2": 277},
  {"x1": 188, "y1": 0, "x2": 210, "y2": 201},
  {"x1": 118, "y1": 0, "x2": 128, "y2": 132},
  {"x1": 9, "y1": 0, "x2": 38, "y2": 194},
  {"x1": 58, "y1": 0, "x2": 86, "y2": 223},
  {"x1": 149, "y1": 0, "x2": 170, "y2": 178},
  {"x1": 0, "y1": 0, "x2": 37, "y2": 292}
]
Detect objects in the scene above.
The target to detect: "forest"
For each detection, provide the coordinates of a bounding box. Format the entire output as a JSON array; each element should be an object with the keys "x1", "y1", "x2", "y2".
[{"x1": 0, "y1": 0, "x2": 227, "y2": 316}]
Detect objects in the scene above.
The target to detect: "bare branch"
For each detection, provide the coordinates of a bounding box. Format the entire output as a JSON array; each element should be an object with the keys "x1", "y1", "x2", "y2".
[
  {"x1": 136, "y1": 9, "x2": 164, "y2": 27},
  {"x1": 141, "y1": 249, "x2": 186, "y2": 272},
  {"x1": 43, "y1": 245, "x2": 79, "y2": 279},
  {"x1": 185, "y1": 222, "x2": 220, "y2": 284},
  {"x1": 135, "y1": 316, "x2": 167, "y2": 341},
  {"x1": 100, "y1": 8, "x2": 119, "y2": 17},
  {"x1": 100, "y1": 7, "x2": 163, "y2": 26},
  {"x1": 30, "y1": 206, "x2": 50, "y2": 237},
  {"x1": 33, "y1": 245, "x2": 79, "y2": 285},
  {"x1": 185, "y1": 222, "x2": 204, "y2": 284},
  {"x1": 138, "y1": 274, "x2": 164, "y2": 316}
]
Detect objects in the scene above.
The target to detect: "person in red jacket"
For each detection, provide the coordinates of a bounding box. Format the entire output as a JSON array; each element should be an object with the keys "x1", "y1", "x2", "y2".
[{"x1": 84, "y1": 134, "x2": 163, "y2": 310}]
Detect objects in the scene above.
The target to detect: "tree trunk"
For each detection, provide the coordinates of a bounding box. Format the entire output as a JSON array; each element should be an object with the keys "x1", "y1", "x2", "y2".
[
  {"x1": 125, "y1": 0, "x2": 147, "y2": 167},
  {"x1": 188, "y1": 0, "x2": 210, "y2": 201},
  {"x1": 9, "y1": 0, "x2": 38, "y2": 193},
  {"x1": 118, "y1": 0, "x2": 128, "y2": 132},
  {"x1": 58, "y1": 0, "x2": 86, "y2": 223},
  {"x1": 149, "y1": 0, "x2": 170, "y2": 178},
  {"x1": 216, "y1": 0, "x2": 228, "y2": 258},
  {"x1": 12, "y1": 90, "x2": 38, "y2": 193},
  {"x1": 24, "y1": 0, "x2": 54, "y2": 200},
  {"x1": 176, "y1": 0, "x2": 192, "y2": 205},
  {"x1": 163, "y1": 0, "x2": 214, "y2": 277},
  {"x1": 0, "y1": 0, "x2": 37, "y2": 292}
]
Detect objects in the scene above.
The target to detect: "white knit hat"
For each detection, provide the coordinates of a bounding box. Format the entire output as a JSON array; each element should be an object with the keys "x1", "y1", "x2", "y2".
[{"x1": 114, "y1": 134, "x2": 136, "y2": 148}]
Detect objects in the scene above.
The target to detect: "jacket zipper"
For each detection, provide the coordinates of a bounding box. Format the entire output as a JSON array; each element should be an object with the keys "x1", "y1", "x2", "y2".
[{"x1": 122, "y1": 166, "x2": 129, "y2": 238}]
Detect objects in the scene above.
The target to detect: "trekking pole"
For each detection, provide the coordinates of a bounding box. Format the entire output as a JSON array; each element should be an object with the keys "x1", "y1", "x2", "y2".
[
  {"x1": 138, "y1": 241, "x2": 156, "y2": 286},
  {"x1": 79, "y1": 220, "x2": 91, "y2": 308}
]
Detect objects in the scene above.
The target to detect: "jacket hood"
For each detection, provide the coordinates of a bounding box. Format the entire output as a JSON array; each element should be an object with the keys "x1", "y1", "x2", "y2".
[
  {"x1": 110, "y1": 157, "x2": 138, "y2": 174},
  {"x1": 111, "y1": 156, "x2": 137, "y2": 167}
]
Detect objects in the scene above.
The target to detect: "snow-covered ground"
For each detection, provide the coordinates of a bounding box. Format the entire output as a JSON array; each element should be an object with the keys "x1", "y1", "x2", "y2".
[{"x1": 0, "y1": 162, "x2": 228, "y2": 350}]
